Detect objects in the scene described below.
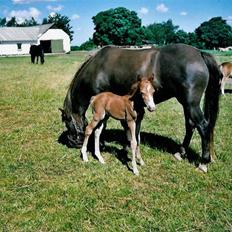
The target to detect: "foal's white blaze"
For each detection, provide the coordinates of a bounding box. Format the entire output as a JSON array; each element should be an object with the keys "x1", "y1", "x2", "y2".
[{"x1": 145, "y1": 84, "x2": 156, "y2": 112}]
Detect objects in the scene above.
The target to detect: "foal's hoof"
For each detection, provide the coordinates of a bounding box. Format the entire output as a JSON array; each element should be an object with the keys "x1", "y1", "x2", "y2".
[
  {"x1": 174, "y1": 152, "x2": 183, "y2": 161},
  {"x1": 139, "y1": 159, "x2": 145, "y2": 166},
  {"x1": 133, "y1": 170, "x2": 139, "y2": 176},
  {"x1": 197, "y1": 164, "x2": 208, "y2": 173}
]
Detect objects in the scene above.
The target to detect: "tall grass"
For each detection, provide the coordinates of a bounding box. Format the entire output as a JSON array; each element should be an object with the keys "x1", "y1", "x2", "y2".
[{"x1": 0, "y1": 52, "x2": 231, "y2": 231}]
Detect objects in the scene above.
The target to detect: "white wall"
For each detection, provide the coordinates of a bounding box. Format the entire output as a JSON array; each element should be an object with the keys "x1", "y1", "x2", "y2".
[
  {"x1": 0, "y1": 42, "x2": 32, "y2": 56},
  {"x1": 39, "y1": 29, "x2": 70, "y2": 53}
]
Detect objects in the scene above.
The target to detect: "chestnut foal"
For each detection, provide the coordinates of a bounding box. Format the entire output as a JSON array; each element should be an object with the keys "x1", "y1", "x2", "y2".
[
  {"x1": 220, "y1": 61, "x2": 232, "y2": 95},
  {"x1": 81, "y1": 75, "x2": 156, "y2": 175}
]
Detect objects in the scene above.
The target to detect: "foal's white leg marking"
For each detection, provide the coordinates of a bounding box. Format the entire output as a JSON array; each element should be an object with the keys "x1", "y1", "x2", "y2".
[
  {"x1": 221, "y1": 76, "x2": 226, "y2": 95},
  {"x1": 136, "y1": 133, "x2": 145, "y2": 166},
  {"x1": 197, "y1": 163, "x2": 208, "y2": 173},
  {"x1": 94, "y1": 123, "x2": 105, "y2": 164},
  {"x1": 81, "y1": 135, "x2": 90, "y2": 162},
  {"x1": 174, "y1": 152, "x2": 183, "y2": 161},
  {"x1": 129, "y1": 121, "x2": 139, "y2": 175},
  {"x1": 136, "y1": 146, "x2": 145, "y2": 166}
]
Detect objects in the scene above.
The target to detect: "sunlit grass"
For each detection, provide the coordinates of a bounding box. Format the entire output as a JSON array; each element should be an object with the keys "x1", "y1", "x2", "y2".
[{"x1": 0, "y1": 51, "x2": 232, "y2": 231}]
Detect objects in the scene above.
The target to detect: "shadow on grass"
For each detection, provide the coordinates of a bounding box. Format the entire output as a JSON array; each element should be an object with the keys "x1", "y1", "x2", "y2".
[
  {"x1": 58, "y1": 128, "x2": 200, "y2": 169},
  {"x1": 101, "y1": 129, "x2": 199, "y2": 166},
  {"x1": 224, "y1": 89, "x2": 232, "y2": 94}
]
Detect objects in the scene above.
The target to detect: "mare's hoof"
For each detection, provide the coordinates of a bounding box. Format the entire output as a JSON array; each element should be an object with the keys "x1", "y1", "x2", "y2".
[
  {"x1": 197, "y1": 164, "x2": 208, "y2": 173},
  {"x1": 174, "y1": 152, "x2": 183, "y2": 161}
]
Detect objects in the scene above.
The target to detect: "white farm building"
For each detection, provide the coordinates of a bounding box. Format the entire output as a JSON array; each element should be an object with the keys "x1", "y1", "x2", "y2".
[{"x1": 0, "y1": 23, "x2": 70, "y2": 56}]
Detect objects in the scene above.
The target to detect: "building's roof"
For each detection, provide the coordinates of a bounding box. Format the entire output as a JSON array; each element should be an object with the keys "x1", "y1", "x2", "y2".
[{"x1": 0, "y1": 23, "x2": 54, "y2": 42}]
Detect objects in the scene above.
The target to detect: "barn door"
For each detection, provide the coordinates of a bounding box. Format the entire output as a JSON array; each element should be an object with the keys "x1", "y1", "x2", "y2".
[{"x1": 51, "y1": 40, "x2": 63, "y2": 53}]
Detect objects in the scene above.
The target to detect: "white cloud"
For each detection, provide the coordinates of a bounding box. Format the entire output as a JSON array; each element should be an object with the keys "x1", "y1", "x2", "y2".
[
  {"x1": 180, "y1": 11, "x2": 187, "y2": 16},
  {"x1": 47, "y1": 5, "x2": 63, "y2": 12},
  {"x1": 138, "y1": 7, "x2": 149, "y2": 16},
  {"x1": 71, "y1": 14, "x2": 80, "y2": 20},
  {"x1": 227, "y1": 16, "x2": 232, "y2": 23},
  {"x1": 49, "y1": 12, "x2": 57, "y2": 17},
  {"x1": 8, "y1": 7, "x2": 40, "y2": 23},
  {"x1": 13, "y1": 0, "x2": 57, "y2": 4},
  {"x1": 156, "y1": 3, "x2": 168, "y2": 13}
]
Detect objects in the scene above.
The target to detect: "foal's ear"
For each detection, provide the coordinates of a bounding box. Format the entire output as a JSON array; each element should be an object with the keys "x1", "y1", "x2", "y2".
[
  {"x1": 136, "y1": 74, "x2": 142, "y2": 82},
  {"x1": 149, "y1": 73, "x2": 155, "y2": 82}
]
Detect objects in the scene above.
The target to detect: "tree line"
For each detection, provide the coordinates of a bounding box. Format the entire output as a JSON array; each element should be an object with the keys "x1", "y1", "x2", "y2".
[
  {"x1": 1, "y1": 7, "x2": 232, "y2": 50},
  {"x1": 0, "y1": 14, "x2": 73, "y2": 41}
]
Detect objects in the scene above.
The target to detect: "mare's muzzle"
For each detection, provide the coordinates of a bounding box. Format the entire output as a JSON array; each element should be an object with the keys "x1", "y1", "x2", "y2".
[{"x1": 58, "y1": 130, "x2": 84, "y2": 148}]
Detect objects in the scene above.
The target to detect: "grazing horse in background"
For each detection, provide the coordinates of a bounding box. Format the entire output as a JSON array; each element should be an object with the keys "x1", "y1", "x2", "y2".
[
  {"x1": 60, "y1": 44, "x2": 222, "y2": 173},
  {"x1": 29, "y1": 44, "x2": 44, "y2": 64},
  {"x1": 219, "y1": 61, "x2": 232, "y2": 95},
  {"x1": 80, "y1": 76, "x2": 156, "y2": 175}
]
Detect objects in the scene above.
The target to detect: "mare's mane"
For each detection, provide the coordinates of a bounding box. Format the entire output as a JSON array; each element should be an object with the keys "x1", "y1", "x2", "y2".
[{"x1": 63, "y1": 54, "x2": 95, "y2": 115}]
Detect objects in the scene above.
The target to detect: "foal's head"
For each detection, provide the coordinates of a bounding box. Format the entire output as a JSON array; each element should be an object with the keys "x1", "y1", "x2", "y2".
[{"x1": 131, "y1": 74, "x2": 156, "y2": 112}]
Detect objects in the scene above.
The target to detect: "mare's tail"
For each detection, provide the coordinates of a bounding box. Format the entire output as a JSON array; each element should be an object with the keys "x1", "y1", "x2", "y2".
[{"x1": 201, "y1": 51, "x2": 222, "y2": 156}]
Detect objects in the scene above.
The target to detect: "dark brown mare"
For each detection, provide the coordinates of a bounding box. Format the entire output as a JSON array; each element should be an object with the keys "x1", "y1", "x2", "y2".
[
  {"x1": 219, "y1": 61, "x2": 232, "y2": 95},
  {"x1": 60, "y1": 44, "x2": 222, "y2": 173},
  {"x1": 81, "y1": 76, "x2": 155, "y2": 175}
]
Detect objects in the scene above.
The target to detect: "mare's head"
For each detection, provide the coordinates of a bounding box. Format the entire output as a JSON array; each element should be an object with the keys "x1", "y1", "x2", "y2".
[
  {"x1": 134, "y1": 74, "x2": 156, "y2": 112},
  {"x1": 59, "y1": 108, "x2": 84, "y2": 148}
]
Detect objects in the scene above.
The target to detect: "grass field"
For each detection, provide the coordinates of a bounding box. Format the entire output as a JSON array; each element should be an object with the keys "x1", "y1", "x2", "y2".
[{"x1": 0, "y1": 51, "x2": 232, "y2": 231}]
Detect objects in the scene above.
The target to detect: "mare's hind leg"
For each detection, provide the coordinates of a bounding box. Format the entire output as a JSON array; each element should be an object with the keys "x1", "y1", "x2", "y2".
[
  {"x1": 185, "y1": 104, "x2": 211, "y2": 173},
  {"x1": 174, "y1": 107, "x2": 195, "y2": 161},
  {"x1": 94, "y1": 123, "x2": 105, "y2": 164}
]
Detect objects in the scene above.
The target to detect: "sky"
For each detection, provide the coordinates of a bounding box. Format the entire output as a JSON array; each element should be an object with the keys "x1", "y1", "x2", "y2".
[{"x1": 0, "y1": 0, "x2": 232, "y2": 46}]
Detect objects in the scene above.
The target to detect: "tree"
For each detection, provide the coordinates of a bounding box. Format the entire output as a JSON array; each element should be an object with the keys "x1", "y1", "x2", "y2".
[
  {"x1": 92, "y1": 7, "x2": 144, "y2": 46},
  {"x1": 20, "y1": 17, "x2": 38, "y2": 27},
  {"x1": 195, "y1": 17, "x2": 232, "y2": 49},
  {"x1": 173, "y1": 30, "x2": 189, "y2": 44},
  {"x1": 6, "y1": 17, "x2": 18, "y2": 27},
  {"x1": 0, "y1": 17, "x2": 6, "y2": 27},
  {"x1": 78, "y1": 38, "x2": 97, "y2": 50},
  {"x1": 144, "y1": 19, "x2": 179, "y2": 45},
  {"x1": 43, "y1": 13, "x2": 74, "y2": 41}
]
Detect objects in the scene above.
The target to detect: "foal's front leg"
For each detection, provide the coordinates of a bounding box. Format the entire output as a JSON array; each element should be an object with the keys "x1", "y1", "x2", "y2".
[
  {"x1": 94, "y1": 123, "x2": 105, "y2": 164},
  {"x1": 128, "y1": 120, "x2": 139, "y2": 175},
  {"x1": 81, "y1": 118, "x2": 100, "y2": 162},
  {"x1": 135, "y1": 110, "x2": 145, "y2": 166}
]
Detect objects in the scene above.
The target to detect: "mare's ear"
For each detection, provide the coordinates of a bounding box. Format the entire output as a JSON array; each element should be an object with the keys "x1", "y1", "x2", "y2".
[{"x1": 59, "y1": 108, "x2": 65, "y2": 114}]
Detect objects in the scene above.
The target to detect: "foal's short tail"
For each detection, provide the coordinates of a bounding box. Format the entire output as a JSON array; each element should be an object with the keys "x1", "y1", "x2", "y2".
[{"x1": 201, "y1": 51, "x2": 222, "y2": 155}]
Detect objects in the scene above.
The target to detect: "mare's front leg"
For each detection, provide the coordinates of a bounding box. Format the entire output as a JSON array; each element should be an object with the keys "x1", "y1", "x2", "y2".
[
  {"x1": 135, "y1": 109, "x2": 145, "y2": 166},
  {"x1": 127, "y1": 120, "x2": 139, "y2": 175}
]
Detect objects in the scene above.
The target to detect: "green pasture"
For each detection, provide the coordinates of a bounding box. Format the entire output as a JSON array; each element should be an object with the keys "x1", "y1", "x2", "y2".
[{"x1": 0, "y1": 50, "x2": 231, "y2": 231}]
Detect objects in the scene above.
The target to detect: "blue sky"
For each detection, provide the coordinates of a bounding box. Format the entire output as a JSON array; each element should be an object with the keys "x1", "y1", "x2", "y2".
[{"x1": 0, "y1": 0, "x2": 232, "y2": 45}]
